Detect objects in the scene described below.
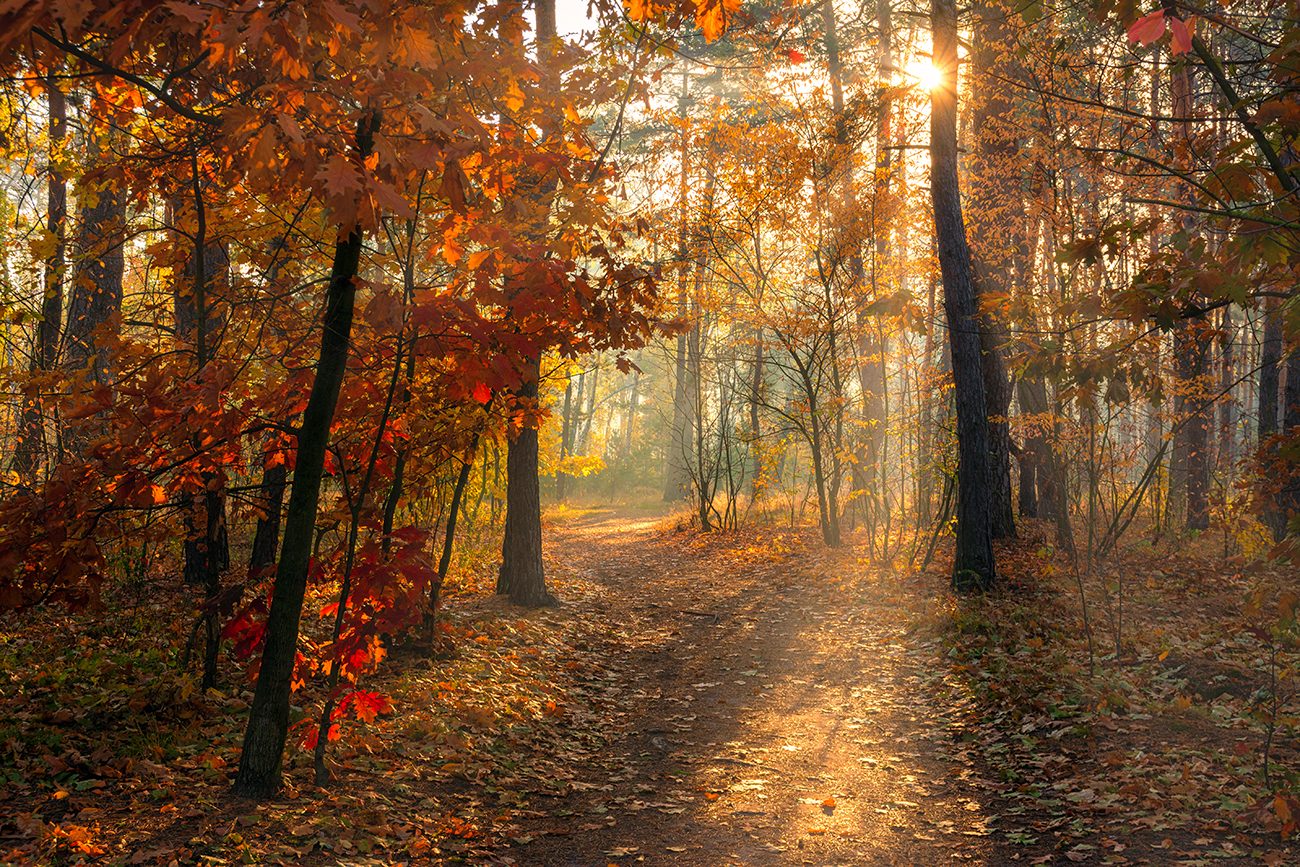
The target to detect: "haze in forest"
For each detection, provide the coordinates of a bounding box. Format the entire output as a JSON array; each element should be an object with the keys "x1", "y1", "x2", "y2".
[{"x1": 1, "y1": 0, "x2": 1300, "y2": 862}]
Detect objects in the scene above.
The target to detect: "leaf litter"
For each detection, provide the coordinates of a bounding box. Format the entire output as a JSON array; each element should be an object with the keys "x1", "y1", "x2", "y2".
[{"x1": 0, "y1": 507, "x2": 1295, "y2": 865}]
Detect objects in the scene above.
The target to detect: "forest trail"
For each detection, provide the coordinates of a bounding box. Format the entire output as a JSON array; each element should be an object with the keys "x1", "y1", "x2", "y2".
[
  {"x1": 4, "y1": 506, "x2": 1285, "y2": 867},
  {"x1": 509, "y1": 507, "x2": 1011, "y2": 866}
]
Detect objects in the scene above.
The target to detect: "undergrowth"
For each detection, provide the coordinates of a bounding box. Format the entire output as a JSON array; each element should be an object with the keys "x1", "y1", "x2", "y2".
[{"x1": 915, "y1": 528, "x2": 1300, "y2": 854}]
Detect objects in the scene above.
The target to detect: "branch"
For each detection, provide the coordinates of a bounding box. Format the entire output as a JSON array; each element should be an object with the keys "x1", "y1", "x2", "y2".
[{"x1": 33, "y1": 28, "x2": 221, "y2": 126}]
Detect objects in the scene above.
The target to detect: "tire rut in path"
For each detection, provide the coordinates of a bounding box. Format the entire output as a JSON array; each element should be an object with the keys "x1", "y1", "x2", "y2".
[{"x1": 511, "y1": 510, "x2": 1007, "y2": 867}]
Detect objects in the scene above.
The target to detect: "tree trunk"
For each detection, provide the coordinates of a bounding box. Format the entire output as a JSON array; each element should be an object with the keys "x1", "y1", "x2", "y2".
[
  {"x1": 932, "y1": 0, "x2": 995, "y2": 590},
  {"x1": 969, "y1": 0, "x2": 1020, "y2": 540},
  {"x1": 1176, "y1": 324, "x2": 1211, "y2": 532},
  {"x1": 497, "y1": 368, "x2": 554, "y2": 605},
  {"x1": 232, "y1": 112, "x2": 380, "y2": 800},
  {"x1": 65, "y1": 166, "x2": 126, "y2": 389},
  {"x1": 497, "y1": 0, "x2": 559, "y2": 606},
  {"x1": 664, "y1": 73, "x2": 693, "y2": 503},
  {"x1": 248, "y1": 453, "x2": 288, "y2": 578},
  {"x1": 1218, "y1": 309, "x2": 1236, "y2": 475},
  {"x1": 13, "y1": 75, "x2": 68, "y2": 480},
  {"x1": 1278, "y1": 351, "x2": 1300, "y2": 534}
]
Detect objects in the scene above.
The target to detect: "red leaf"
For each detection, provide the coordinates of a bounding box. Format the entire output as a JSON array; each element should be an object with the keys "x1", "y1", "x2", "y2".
[
  {"x1": 1167, "y1": 16, "x2": 1194, "y2": 56},
  {"x1": 473, "y1": 382, "x2": 492, "y2": 404},
  {"x1": 1127, "y1": 10, "x2": 1166, "y2": 46},
  {"x1": 785, "y1": 48, "x2": 805, "y2": 64}
]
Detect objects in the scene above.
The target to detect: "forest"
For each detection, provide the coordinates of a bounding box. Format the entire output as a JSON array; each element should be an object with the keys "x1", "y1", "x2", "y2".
[{"x1": 1, "y1": 0, "x2": 1300, "y2": 863}]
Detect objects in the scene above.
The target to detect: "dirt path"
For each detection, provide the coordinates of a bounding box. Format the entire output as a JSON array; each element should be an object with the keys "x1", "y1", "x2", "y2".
[{"x1": 504, "y1": 507, "x2": 1011, "y2": 866}]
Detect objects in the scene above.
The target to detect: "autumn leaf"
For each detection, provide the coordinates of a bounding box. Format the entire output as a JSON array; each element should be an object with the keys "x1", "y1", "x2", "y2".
[
  {"x1": 316, "y1": 154, "x2": 361, "y2": 198},
  {"x1": 1126, "y1": 10, "x2": 1167, "y2": 46},
  {"x1": 367, "y1": 176, "x2": 416, "y2": 219},
  {"x1": 348, "y1": 689, "x2": 391, "y2": 723},
  {"x1": 1167, "y1": 15, "x2": 1195, "y2": 56}
]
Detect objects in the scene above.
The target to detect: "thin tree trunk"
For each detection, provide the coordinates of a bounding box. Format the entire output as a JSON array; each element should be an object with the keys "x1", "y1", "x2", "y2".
[
  {"x1": 248, "y1": 453, "x2": 288, "y2": 578},
  {"x1": 233, "y1": 112, "x2": 380, "y2": 800},
  {"x1": 1218, "y1": 308, "x2": 1236, "y2": 475},
  {"x1": 497, "y1": 369, "x2": 554, "y2": 605},
  {"x1": 664, "y1": 72, "x2": 693, "y2": 503},
  {"x1": 558, "y1": 375, "x2": 574, "y2": 502}
]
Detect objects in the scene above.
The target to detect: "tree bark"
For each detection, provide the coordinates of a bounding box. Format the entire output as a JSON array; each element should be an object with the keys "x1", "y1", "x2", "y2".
[
  {"x1": 557, "y1": 375, "x2": 574, "y2": 502},
  {"x1": 497, "y1": 0, "x2": 559, "y2": 607},
  {"x1": 65, "y1": 167, "x2": 126, "y2": 389},
  {"x1": 969, "y1": 0, "x2": 1020, "y2": 540},
  {"x1": 497, "y1": 370, "x2": 555, "y2": 605},
  {"x1": 1217, "y1": 309, "x2": 1236, "y2": 474},
  {"x1": 233, "y1": 112, "x2": 380, "y2": 800},
  {"x1": 13, "y1": 75, "x2": 68, "y2": 480},
  {"x1": 664, "y1": 72, "x2": 693, "y2": 503},
  {"x1": 1180, "y1": 327, "x2": 1211, "y2": 532},
  {"x1": 248, "y1": 452, "x2": 288, "y2": 578},
  {"x1": 932, "y1": 0, "x2": 996, "y2": 590}
]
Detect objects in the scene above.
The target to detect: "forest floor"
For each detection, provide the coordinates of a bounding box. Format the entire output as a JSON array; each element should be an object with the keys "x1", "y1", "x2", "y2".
[{"x1": 1, "y1": 503, "x2": 1298, "y2": 866}]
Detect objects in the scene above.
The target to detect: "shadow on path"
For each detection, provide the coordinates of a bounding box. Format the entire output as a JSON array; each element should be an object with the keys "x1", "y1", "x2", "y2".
[{"x1": 506, "y1": 507, "x2": 1009, "y2": 867}]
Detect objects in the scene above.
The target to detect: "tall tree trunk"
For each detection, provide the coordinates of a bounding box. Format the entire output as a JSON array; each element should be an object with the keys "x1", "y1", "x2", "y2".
[
  {"x1": 233, "y1": 112, "x2": 380, "y2": 800},
  {"x1": 248, "y1": 450, "x2": 288, "y2": 578},
  {"x1": 969, "y1": 0, "x2": 1020, "y2": 539},
  {"x1": 64, "y1": 140, "x2": 127, "y2": 458},
  {"x1": 497, "y1": 0, "x2": 559, "y2": 606},
  {"x1": 664, "y1": 72, "x2": 693, "y2": 502},
  {"x1": 1170, "y1": 58, "x2": 1210, "y2": 533},
  {"x1": 1278, "y1": 351, "x2": 1300, "y2": 536},
  {"x1": 1218, "y1": 308, "x2": 1236, "y2": 475},
  {"x1": 1180, "y1": 332, "x2": 1211, "y2": 532},
  {"x1": 1259, "y1": 300, "x2": 1285, "y2": 538},
  {"x1": 932, "y1": 0, "x2": 995, "y2": 590},
  {"x1": 174, "y1": 156, "x2": 231, "y2": 693},
  {"x1": 819, "y1": 0, "x2": 878, "y2": 529},
  {"x1": 13, "y1": 75, "x2": 68, "y2": 480},
  {"x1": 557, "y1": 375, "x2": 574, "y2": 502}
]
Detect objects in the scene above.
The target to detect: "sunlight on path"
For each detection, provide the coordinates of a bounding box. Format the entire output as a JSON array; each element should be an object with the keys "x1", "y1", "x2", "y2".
[{"x1": 525, "y1": 510, "x2": 1002, "y2": 866}]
